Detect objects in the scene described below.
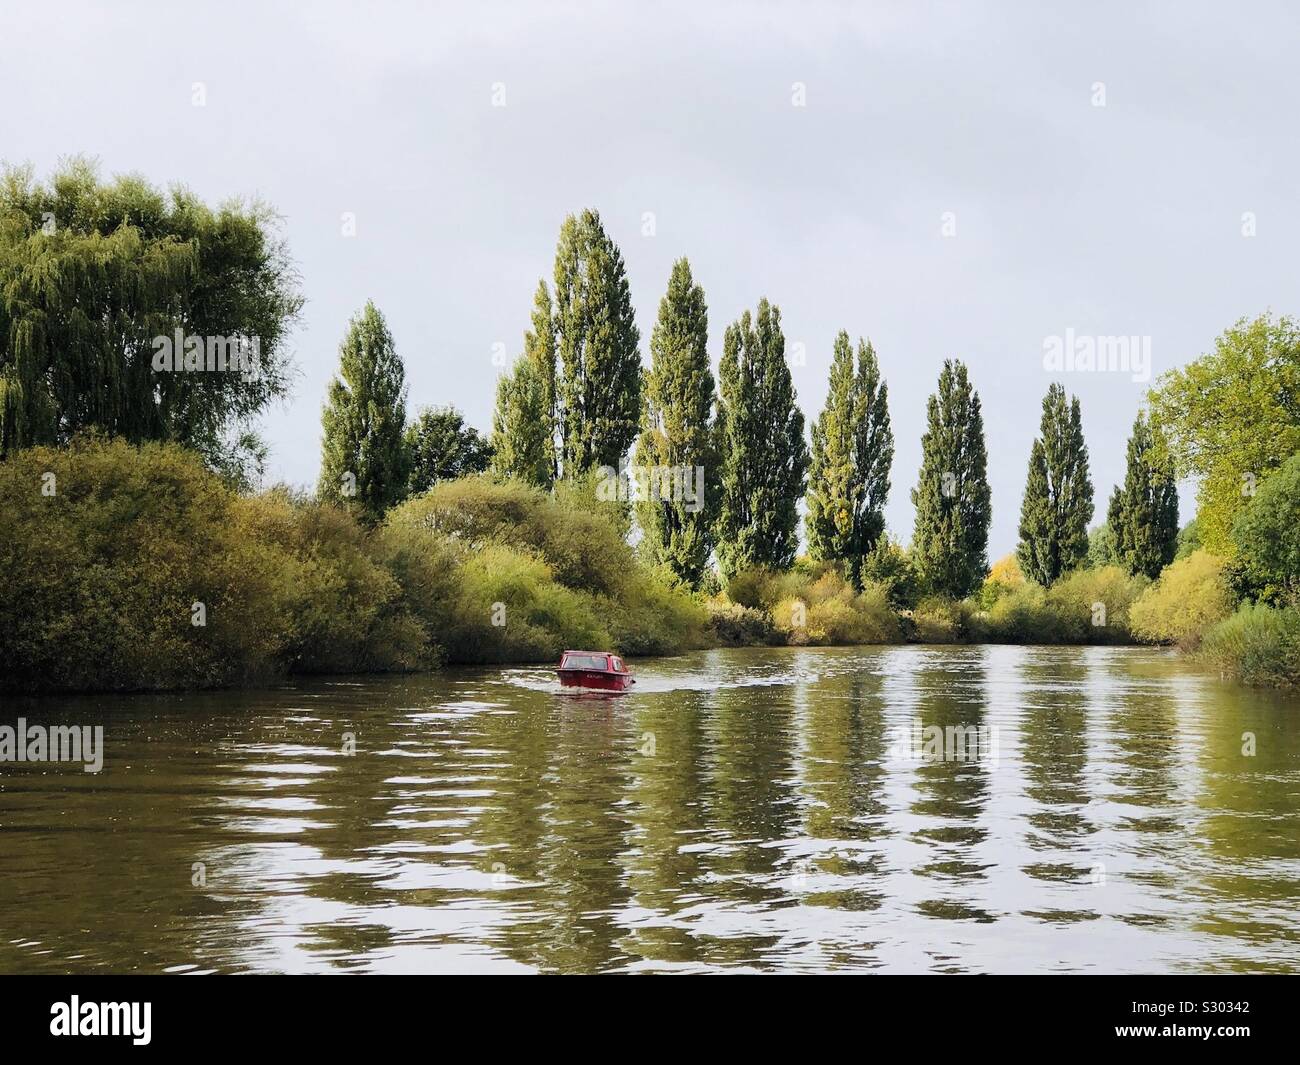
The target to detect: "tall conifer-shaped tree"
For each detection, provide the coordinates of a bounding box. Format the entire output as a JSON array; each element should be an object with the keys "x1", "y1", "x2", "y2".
[
  {"x1": 551, "y1": 209, "x2": 642, "y2": 477},
  {"x1": 1017, "y1": 383, "x2": 1094, "y2": 585},
  {"x1": 636, "y1": 259, "x2": 718, "y2": 588},
  {"x1": 910, "y1": 359, "x2": 991, "y2": 598},
  {"x1": 318, "y1": 301, "x2": 409, "y2": 522},
  {"x1": 806, "y1": 331, "x2": 894, "y2": 587},
  {"x1": 523, "y1": 280, "x2": 558, "y2": 482},
  {"x1": 490, "y1": 356, "x2": 551, "y2": 487},
  {"x1": 1107, "y1": 412, "x2": 1179, "y2": 578},
  {"x1": 715, "y1": 299, "x2": 809, "y2": 580}
]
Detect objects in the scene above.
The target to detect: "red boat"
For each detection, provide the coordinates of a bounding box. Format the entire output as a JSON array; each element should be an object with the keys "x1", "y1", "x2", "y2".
[{"x1": 556, "y1": 651, "x2": 635, "y2": 692}]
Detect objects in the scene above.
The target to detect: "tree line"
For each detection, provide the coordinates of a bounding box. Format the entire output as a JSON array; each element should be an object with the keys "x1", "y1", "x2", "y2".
[{"x1": 317, "y1": 207, "x2": 1181, "y2": 597}]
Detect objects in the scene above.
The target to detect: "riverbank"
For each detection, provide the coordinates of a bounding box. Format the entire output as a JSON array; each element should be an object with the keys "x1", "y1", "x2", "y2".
[{"x1": 2, "y1": 438, "x2": 1293, "y2": 693}]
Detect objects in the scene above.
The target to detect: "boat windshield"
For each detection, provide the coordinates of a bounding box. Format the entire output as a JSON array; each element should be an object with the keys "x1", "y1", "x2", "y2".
[{"x1": 562, "y1": 654, "x2": 608, "y2": 670}]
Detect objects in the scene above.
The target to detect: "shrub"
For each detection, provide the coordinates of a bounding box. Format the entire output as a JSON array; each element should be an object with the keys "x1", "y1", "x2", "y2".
[
  {"x1": 976, "y1": 553, "x2": 1025, "y2": 610},
  {"x1": 1044, "y1": 565, "x2": 1145, "y2": 643},
  {"x1": 912, "y1": 596, "x2": 975, "y2": 643},
  {"x1": 0, "y1": 438, "x2": 289, "y2": 690},
  {"x1": 239, "y1": 490, "x2": 432, "y2": 673},
  {"x1": 861, "y1": 537, "x2": 923, "y2": 610},
  {"x1": 392, "y1": 475, "x2": 630, "y2": 596},
  {"x1": 983, "y1": 583, "x2": 1055, "y2": 642},
  {"x1": 706, "y1": 601, "x2": 779, "y2": 646},
  {"x1": 1200, "y1": 604, "x2": 1300, "y2": 688},
  {"x1": 1129, "y1": 550, "x2": 1234, "y2": 649}
]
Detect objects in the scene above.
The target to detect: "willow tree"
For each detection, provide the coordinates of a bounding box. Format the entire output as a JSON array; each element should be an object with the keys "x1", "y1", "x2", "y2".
[
  {"x1": 636, "y1": 258, "x2": 718, "y2": 588},
  {"x1": 716, "y1": 299, "x2": 809, "y2": 579},
  {"x1": 0, "y1": 158, "x2": 302, "y2": 481},
  {"x1": 551, "y1": 209, "x2": 642, "y2": 477},
  {"x1": 1017, "y1": 383, "x2": 1094, "y2": 585},
  {"x1": 1107, "y1": 412, "x2": 1178, "y2": 578},
  {"x1": 911, "y1": 359, "x2": 991, "y2": 598},
  {"x1": 318, "y1": 302, "x2": 409, "y2": 522},
  {"x1": 806, "y1": 331, "x2": 893, "y2": 588}
]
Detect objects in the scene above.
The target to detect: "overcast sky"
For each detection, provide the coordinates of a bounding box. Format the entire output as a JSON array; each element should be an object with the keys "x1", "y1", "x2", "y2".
[{"x1": 4, "y1": 1, "x2": 1297, "y2": 556}]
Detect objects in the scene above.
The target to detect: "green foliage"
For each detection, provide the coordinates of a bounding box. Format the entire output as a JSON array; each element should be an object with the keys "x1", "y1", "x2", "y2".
[
  {"x1": 636, "y1": 258, "x2": 718, "y2": 588},
  {"x1": 1200, "y1": 604, "x2": 1300, "y2": 688},
  {"x1": 1107, "y1": 412, "x2": 1178, "y2": 578},
  {"x1": 1230, "y1": 450, "x2": 1300, "y2": 604},
  {"x1": 861, "y1": 536, "x2": 922, "y2": 610},
  {"x1": 1085, "y1": 523, "x2": 1117, "y2": 568},
  {"x1": 806, "y1": 331, "x2": 893, "y2": 587},
  {"x1": 386, "y1": 475, "x2": 706, "y2": 660},
  {"x1": 317, "y1": 301, "x2": 409, "y2": 522},
  {"x1": 715, "y1": 299, "x2": 809, "y2": 579},
  {"x1": 0, "y1": 437, "x2": 285, "y2": 690},
  {"x1": 491, "y1": 355, "x2": 551, "y2": 486},
  {"x1": 0, "y1": 439, "x2": 708, "y2": 689},
  {"x1": 1148, "y1": 313, "x2": 1300, "y2": 553},
  {"x1": 910, "y1": 359, "x2": 992, "y2": 598},
  {"x1": 551, "y1": 209, "x2": 642, "y2": 476},
  {"x1": 1175, "y1": 517, "x2": 1201, "y2": 559},
  {"x1": 1017, "y1": 383, "x2": 1093, "y2": 585},
  {"x1": 912, "y1": 596, "x2": 977, "y2": 643},
  {"x1": 705, "y1": 601, "x2": 780, "y2": 646},
  {"x1": 975, "y1": 553, "x2": 1025, "y2": 611},
  {"x1": 1129, "y1": 550, "x2": 1235, "y2": 650},
  {"x1": 524, "y1": 280, "x2": 558, "y2": 482},
  {"x1": 405, "y1": 406, "x2": 492, "y2": 496},
  {"x1": 979, "y1": 565, "x2": 1144, "y2": 644},
  {"x1": 240, "y1": 490, "x2": 434, "y2": 674},
  {"x1": 0, "y1": 158, "x2": 303, "y2": 478}
]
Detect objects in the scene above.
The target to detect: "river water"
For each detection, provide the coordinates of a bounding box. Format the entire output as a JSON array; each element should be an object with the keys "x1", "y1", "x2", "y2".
[{"x1": 1, "y1": 645, "x2": 1297, "y2": 974}]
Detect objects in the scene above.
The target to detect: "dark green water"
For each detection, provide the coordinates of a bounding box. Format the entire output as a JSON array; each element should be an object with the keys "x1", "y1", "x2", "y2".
[{"x1": 1, "y1": 645, "x2": 1297, "y2": 974}]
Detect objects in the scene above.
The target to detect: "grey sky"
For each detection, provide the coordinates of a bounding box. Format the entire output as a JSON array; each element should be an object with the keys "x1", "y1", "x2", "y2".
[{"x1": 5, "y1": 0, "x2": 1297, "y2": 557}]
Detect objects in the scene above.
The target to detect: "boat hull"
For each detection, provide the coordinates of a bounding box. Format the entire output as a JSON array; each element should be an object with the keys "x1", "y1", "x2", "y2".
[{"x1": 557, "y1": 669, "x2": 635, "y2": 692}]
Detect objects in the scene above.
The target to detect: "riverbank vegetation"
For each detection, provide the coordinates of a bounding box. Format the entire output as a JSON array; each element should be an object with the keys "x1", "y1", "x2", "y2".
[{"x1": 1, "y1": 161, "x2": 1297, "y2": 691}]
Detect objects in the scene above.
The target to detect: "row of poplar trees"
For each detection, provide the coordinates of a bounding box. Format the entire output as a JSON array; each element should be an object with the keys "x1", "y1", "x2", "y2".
[{"x1": 323, "y1": 207, "x2": 1180, "y2": 597}]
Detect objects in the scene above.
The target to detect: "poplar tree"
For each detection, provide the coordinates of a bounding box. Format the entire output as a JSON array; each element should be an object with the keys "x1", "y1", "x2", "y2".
[
  {"x1": 715, "y1": 299, "x2": 809, "y2": 579},
  {"x1": 317, "y1": 301, "x2": 409, "y2": 522},
  {"x1": 551, "y1": 209, "x2": 641, "y2": 477},
  {"x1": 1107, "y1": 412, "x2": 1179, "y2": 578},
  {"x1": 806, "y1": 331, "x2": 894, "y2": 587},
  {"x1": 1017, "y1": 383, "x2": 1094, "y2": 585},
  {"x1": 910, "y1": 359, "x2": 991, "y2": 598},
  {"x1": 523, "y1": 280, "x2": 558, "y2": 482},
  {"x1": 636, "y1": 259, "x2": 718, "y2": 588},
  {"x1": 490, "y1": 356, "x2": 551, "y2": 487}
]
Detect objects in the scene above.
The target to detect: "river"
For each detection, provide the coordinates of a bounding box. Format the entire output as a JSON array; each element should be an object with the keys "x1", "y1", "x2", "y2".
[{"x1": 1, "y1": 645, "x2": 1296, "y2": 974}]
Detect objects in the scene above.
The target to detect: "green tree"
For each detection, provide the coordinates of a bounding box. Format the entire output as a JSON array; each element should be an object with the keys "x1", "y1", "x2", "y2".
[
  {"x1": 0, "y1": 158, "x2": 302, "y2": 478},
  {"x1": 490, "y1": 356, "x2": 551, "y2": 487},
  {"x1": 405, "y1": 406, "x2": 493, "y2": 496},
  {"x1": 1086, "y1": 523, "x2": 1118, "y2": 568},
  {"x1": 715, "y1": 299, "x2": 809, "y2": 580},
  {"x1": 1106, "y1": 412, "x2": 1178, "y2": 579},
  {"x1": 523, "y1": 280, "x2": 558, "y2": 482},
  {"x1": 806, "y1": 331, "x2": 893, "y2": 587},
  {"x1": 551, "y1": 209, "x2": 642, "y2": 477},
  {"x1": 1148, "y1": 313, "x2": 1300, "y2": 553},
  {"x1": 1231, "y1": 450, "x2": 1300, "y2": 603},
  {"x1": 910, "y1": 359, "x2": 991, "y2": 598},
  {"x1": 318, "y1": 301, "x2": 409, "y2": 522},
  {"x1": 636, "y1": 259, "x2": 718, "y2": 588},
  {"x1": 1017, "y1": 383, "x2": 1094, "y2": 585}
]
